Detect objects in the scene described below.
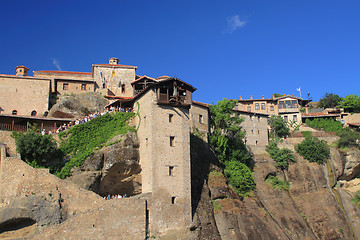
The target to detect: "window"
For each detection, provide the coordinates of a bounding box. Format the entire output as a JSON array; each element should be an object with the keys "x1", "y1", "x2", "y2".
[
  {"x1": 12, "y1": 110, "x2": 17, "y2": 115},
  {"x1": 81, "y1": 84, "x2": 87, "y2": 90},
  {"x1": 171, "y1": 196, "x2": 176, "y2": 204},
  {"x1": 199, "y1": 114, "x2": 203, "y2": 124},
  {"x1": 63, "y1": 83, "x2": 69, "y2": 90},
  {"x1": 261, "y1": 103, "x2": 265, "y2": 110},
  {"x1": 250, "y1": 115, "x2": 253, "y2": 121},
  {"x1": 270, "y1": 106, "x2": 274, "y2": 111},
  {"x1": 258, "y1": 116, "x2": 260, "y2": 121},
  {"x1": 247, "y1": 106, "x2": 251, "y2": 111},
  {"x1": 169, "y1": 166, "x2": 174, "y2": 176},
  {"x1": 121, "y1": 84, "x2": 126, "y2": 93},
  {"x1": 170, "y1": 136, "x2": 175, "y2": 147},
  {"x1": 293, "y1": 115, "x2": 298, "y2": 122},
  {"x1": 31, "y1": 110, "x2": 37, "y2": 116},
  {"x1": 258, "y1": 130, "x2": 260, "y2": 135},
  {"x1": 284, "y1": 116, "x2": 288, "y2": 122},
  {"x1": 255, "y1": 103, "x2": 260, "y2": 110},
  {"x1": 169, "y1": 114, "x2": 174, "y2": 122}
]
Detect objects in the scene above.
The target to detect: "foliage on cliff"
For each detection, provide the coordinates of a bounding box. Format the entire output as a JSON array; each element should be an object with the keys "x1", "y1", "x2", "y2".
[
  {"x1": 266, "y1": 141, "x2": 295, "y2": 170},
  {"x1": 57, "y1": 112, "x2": 135, "y2": 178},
  {"x1": 209, "y1": 99, "x2": 254, "y2": 197},
  {"x1": 11, "y1": 126, "x2": 63, "y2": 169},
  {"x1": 296, "y1": 136, "x2": 330, "y2": 164},
  {"x1": 268, "y1": 115, "x2": 290, "y2": 138},
  {"x1": 318, "y1": 93, "x2": 342, "y2": 108},
  {"x1": 305, "y1": 118, "x2": 343, "y2": 133}
]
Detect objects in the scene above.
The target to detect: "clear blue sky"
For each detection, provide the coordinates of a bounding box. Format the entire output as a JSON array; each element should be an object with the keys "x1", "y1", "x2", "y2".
[{"x1": 1, "y1": 0, "x2": 359, "y2": 104}]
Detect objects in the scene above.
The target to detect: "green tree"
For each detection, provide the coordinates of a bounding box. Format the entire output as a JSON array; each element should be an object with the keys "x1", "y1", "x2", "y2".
[
  {"x1": 12, "y1": 130, "x2": 63, "y2": 169},
  {"x1": 273, "y1": 93, "x2": 283, "y2": 98},
  {"x1": 266, "y1": 141, "x2": 295, "y2": 170},
  {"x1": 339, "y1": 95, "x2": 360, "y2": 113},
  {"x1": 318, "y1": 93, "x2": 342, "y2": 108},
  {"x1": 268, "y1": 115, "x2": 290, "y2": 138},
  {"x1": 337, "y1": 128, "x2": 360, "y2": 149},
  {"x1": 223, "y1": 160, "x2": 255, "y2": 197},
  {"x1": 296, "y1": 136, "x2": 330, "y2": 164},
  {"x1": 209, "y1": 98, "x2": 249, "y2": 165},
  {"x1": 209, "y1": 98, "x2": 254, "y2": 196}
]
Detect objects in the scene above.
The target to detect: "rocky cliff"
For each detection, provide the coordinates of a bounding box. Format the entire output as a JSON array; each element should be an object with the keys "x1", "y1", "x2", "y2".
[{"x1": 1, "y1": 133, "x2": 360, "y2": 239}]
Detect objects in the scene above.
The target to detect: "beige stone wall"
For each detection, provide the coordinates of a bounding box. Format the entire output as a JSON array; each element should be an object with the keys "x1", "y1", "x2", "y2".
[
  {"x1": 0, "y1": 76, "x2": 50, "y2": 116},
  {"x1": 134, "y1": 89, "x2": 192, "y2": 233},
  {"x1": 56, "y1": 80, "x2": 94, "y2": 95},
  {"x1": 189, "y1": 104, "x2": 209, "y2": 141},
  {"x1": 0, "y1": 131, "x2": 16, "y2": 156},
  {"x1": 238, "y1": 113, "x2": 269, "y2": 146},
  {"x1": 93, "y1": 66, "x2": 135, "y2": 97},
  {"x1": 344, "y1": 113, "x2": 360, "y2": 124}
]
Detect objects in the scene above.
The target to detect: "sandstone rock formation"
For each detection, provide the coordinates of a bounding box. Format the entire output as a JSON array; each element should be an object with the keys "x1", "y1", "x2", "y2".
[
  {"x1": 68, "y1": 132, "x2": 141, "y2": 197},
  {"x1": 48, "y1": 92, "x2": 109, "y2": 118}
]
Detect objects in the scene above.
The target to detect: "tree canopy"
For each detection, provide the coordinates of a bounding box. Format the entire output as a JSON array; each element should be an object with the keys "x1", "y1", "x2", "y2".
[
  {"x1": 318, "y1": 93, "x2": 342, "y2": 108},
  {"x1": 268, "y1": 115, "x2": 290, "y2": 138},
  {"x1": 338, "y1": 95, "x2": 360, "y2": 113}
]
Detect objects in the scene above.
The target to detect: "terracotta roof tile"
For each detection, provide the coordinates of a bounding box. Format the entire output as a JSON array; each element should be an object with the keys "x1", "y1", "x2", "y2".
[{"x1": 34, "y1": 70, "x2": 92, "y2": 75}]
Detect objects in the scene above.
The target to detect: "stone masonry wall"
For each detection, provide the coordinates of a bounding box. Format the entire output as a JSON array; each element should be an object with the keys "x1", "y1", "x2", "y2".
[
  {"x1": 93, "y1": 66, "x2": 135, "y2": 97},
  {"x1": 0, "y1": 76, "x2": 50, "y2": 116},
  {"x1": 239, "y1": 113, "x2": 269, "y2": 146},
  {"x1": 189, "y1": 104, "x2": 209, "y2": 141},
  {"x1": 134, "y1": 89, "x2": 192, "y2": 234},
  {"x1": 0, "y1": 130, "x2": 16, "y2": 156}
]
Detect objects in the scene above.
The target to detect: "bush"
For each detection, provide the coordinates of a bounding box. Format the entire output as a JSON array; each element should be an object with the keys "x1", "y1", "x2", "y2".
[
  {"x1": 266, "y1": 141, "x2": 295, "y2": 170},
  {"x1": 12, "y1": 131, "x2": 63, "y2": 169},
  {"x1": 268, "y1": 115, "x2": 290, "y2": 138},
  {"x1": 296, "y1": 136, "x2": 330, "y2": 164},
  {"x1": 223, "y1": 160, "x2": 255, "y2": 197},
  {"x1": 265, "y1": 175, "x2": 290, "y2": 191},
  {"x1": 352, "y1": 191, "x2": 360, "y2": 208},
  {"x1": 337, "y1": 127, "x2": 360, "y2": 149},
  {"x1": 57, "y1": 112, "x2": 135, "y2": 178},
  {"x1": 305, "y1": 118, "x2": 343, "y2": 133}
]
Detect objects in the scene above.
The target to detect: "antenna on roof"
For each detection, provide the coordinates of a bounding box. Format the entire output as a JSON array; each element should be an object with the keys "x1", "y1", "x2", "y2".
[{"x1": 296, "y1": 86, "x2": 302, "y2": 98}]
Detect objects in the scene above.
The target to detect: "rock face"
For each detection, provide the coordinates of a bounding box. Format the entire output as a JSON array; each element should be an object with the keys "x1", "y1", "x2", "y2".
[
  {"x1": 340, "y1": 149, "x2": 360, "y2": 181},
  {"x1": 48, "y1": 92, "x2": 109, "y2": 118},
  {"x1": 69, "y1": 132, "x2": 141, "y2": 197}
]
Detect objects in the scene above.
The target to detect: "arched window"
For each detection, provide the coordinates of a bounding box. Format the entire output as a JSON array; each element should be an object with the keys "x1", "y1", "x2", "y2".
[
  {"x1": 12, "y1": 110, "x2": 17, "y2": 115},
  {"x1": 31, "y1": 110, "x2": 37, "y2": 116},
  {"x1": 121, "y1": 84, "x2": 126, "y2": 93}
]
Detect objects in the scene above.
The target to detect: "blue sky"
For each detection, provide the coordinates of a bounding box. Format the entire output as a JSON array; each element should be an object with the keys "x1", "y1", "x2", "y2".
[{"x1": 1, "y1": 0, "x2": 359, "y2": 104}]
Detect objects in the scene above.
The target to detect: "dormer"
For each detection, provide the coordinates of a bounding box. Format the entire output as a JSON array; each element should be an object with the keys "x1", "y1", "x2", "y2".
[
  {"x1": 15, "y1": 66, "x2": 29, "y2": 76},
  {"x1": 156, "y1": 78, "x2": 196, "y2": 107},
  {"x1": 109, "y1": 57, "x2": 119, "y2": 65}
]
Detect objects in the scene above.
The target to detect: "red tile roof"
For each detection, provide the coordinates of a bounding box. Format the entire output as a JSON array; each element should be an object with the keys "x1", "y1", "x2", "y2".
[
  {"x1": 34, "y1": 70, "x2": 92, "y2": 75},
  {"x1": 232, "y1": 109, "x2": 269, "y2": 116},
  {"x1": 192, "y1": 101, "x2": 209, "y2": 108},
  {"x1": 105, "y1": 96, "x2": 134, "y2": 100},
  {"x1": 131, "y1": 75, "x2": 157, "y2": 85},
  {"x1": 302, "y1": 113, "x2": 340, "y2": 117}
]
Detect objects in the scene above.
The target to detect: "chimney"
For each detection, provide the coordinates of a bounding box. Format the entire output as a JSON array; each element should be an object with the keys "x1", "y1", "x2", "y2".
[
  {"x1": 262, "y1": 95, "x2": 264, "y2": 99},
  {"x1": 283, "y1": 94, "x2": 286, "y2": 96},
  {"x1": 109, "y1": 57, "x2": 119, "y2": 65},
  {"x1": 15, "y1": 66, "x2": 29, "y2": 76},
  {"x1": 292, "y1": 94, "x2": 294, "y2": 96},
  {"x1": 272, "y1": 94, "x2": 275, "y2": 99},
  {"x1": 240, "y1": 96, "x2": 243, "y2": 100},
  {"x1": 250, "y1": 95, "x2": 253, "y2": 100}
]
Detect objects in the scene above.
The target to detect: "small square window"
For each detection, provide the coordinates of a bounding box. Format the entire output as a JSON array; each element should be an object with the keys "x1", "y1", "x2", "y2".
[
  {"x1": 247, "y1": 106, "x2": 251, "y2": 111},
  {"x1": 169, "y1": 166, "x2": 174, "y2": 176},
  {"x1": 81, "y1": 84, "x2": 87, "y2": 90},
  {"x1": 170, "y1": 136, "x2": 175, "y2": 147},
  {"x1": 261, "y1": 103, "x2": 265, "y2": 110},
  {"x1": 284, "y1": 116, "x2": 288, "y2": 122},
  {"x1": 63, "y1": 83, "x2": 69, "y2": 90},
  {"x1": 171, "y1": 196, "x2": 176, "y2": 204},
  {"x1": 255, "y1": 103, "x2": 260, "y2": 110},
  {"x1": 270, "y1": 106, "x2": 274, "y2": 111},
  {"x1": 169, "y1": 114, "x2": 174, "y2": 122}
]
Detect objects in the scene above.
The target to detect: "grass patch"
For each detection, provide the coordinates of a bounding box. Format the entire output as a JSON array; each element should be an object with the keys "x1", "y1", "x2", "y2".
[
  {"x1": 352, "y1": 191, "x2": 360, "y2": 208},
  {"x1": 56, "y1": 112, "x2": 135, "y2": 178},
  {"x1": 212, "y1": 200, "x2": 223, "y2": 213},
  {"x1": 265, "y1": 175, "x2": 290, "y2": 191}
]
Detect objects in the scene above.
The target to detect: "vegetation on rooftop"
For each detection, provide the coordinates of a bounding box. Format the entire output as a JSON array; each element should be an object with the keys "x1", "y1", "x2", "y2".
[{"x1": 209, "y1": 98, "x2": 255, "y2": 197}]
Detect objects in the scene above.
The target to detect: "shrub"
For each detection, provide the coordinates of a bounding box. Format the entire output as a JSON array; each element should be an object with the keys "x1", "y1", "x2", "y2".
[
  {"x1": 57, "y1": 112, "x2": 135, "y2": 178},
  {"x1": 266, "y1": 141, "x2": 295, "y2": 170},
  {"x1": 301, "y1": 131, "x2": 312, "y2": 138},
  {"x1": 12, "y1": 131, "x2": 63, "y2": 169},
  {"x1": 337, "y1": 127, "x2": 360, "y2": 149},
  {"x1": 296, "y1": 136, "x2": 330, "y2": 164},
  {"x1": 305, "y1": 118, "x2": 342, "y2": 133},
  {"x1": 265, "y1": 175, "x2": 290, "y2": 191},
  {"x1": 223, "y1": 160, "x2": 255, "y2": 197},
  {"x1": 352, "y1": 191, "x2": 360, "y2": 208},
  {"x1": 268, "y1": 115, "x2": 290, "y2": 138}
]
